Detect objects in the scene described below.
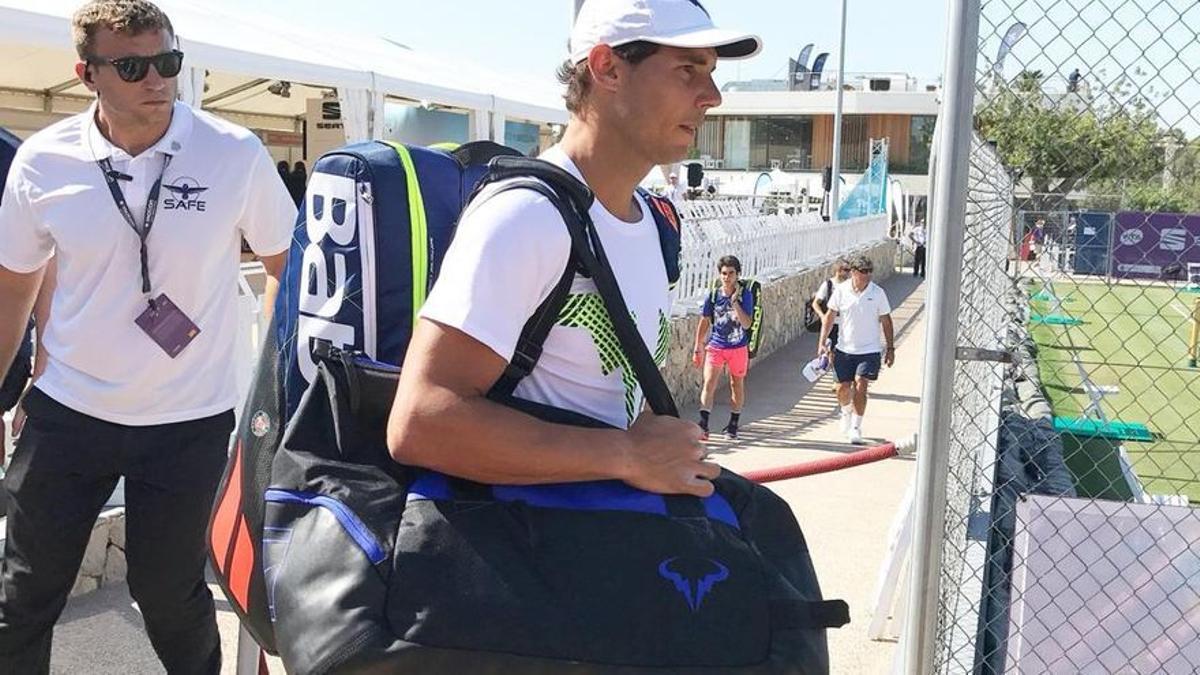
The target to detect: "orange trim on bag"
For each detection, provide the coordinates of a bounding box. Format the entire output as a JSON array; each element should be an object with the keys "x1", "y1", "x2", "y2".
[
  {"x1": 651, "y1": 198, "x2": 679, "y2": 231},
  {"x1": 229, "y1": 514, "x2": 255, "y2": 611},
  {"x1": 209, "y1": 441, "x2": 244, "y2": 575}
]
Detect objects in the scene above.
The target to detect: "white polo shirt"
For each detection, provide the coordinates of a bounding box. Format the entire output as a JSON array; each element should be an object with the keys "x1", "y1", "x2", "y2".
[
  {"x1": 0, "y1": 101, "x2": 296, "y2": 425},
  {"x1": 828, "y1": 280, "x2": 892, "y2": 355}
]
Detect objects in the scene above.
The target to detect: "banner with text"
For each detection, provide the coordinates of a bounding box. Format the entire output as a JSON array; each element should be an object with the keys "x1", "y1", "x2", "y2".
[{"x1": 1110, "y1": 211, "x2": 1200, "y2": 280}]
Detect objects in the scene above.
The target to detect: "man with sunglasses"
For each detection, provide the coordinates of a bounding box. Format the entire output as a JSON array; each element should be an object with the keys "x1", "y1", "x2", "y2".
[
  {"x1": 0, "y1": 1, "x2": 296, "y2": 672},
  {"x1": 817, "y1": 255, "x2": 895, "y2": 445}
]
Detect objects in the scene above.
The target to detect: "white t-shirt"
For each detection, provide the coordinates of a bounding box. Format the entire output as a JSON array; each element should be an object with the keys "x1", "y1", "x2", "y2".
[
  {"x1": 909, "y1": 225, "x2": 927, "y2": 247},
  {"x1": 420, "y1": 145, "x2": 670, "y2": 429},
  {"x1": 828, "y1": 280, "x2": 892, "y2": 355},
  {"x1": 0, "y1": 101, "x2": 296, "y2": 425},
  {"x1": 664, "y1": 182, "x2": 684, "y2": 206}
]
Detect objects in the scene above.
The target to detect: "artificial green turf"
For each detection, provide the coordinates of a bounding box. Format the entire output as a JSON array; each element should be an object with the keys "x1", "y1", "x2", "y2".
[{"x1": 1029, "y1": 281, "x2": 1200, "y2": 503}]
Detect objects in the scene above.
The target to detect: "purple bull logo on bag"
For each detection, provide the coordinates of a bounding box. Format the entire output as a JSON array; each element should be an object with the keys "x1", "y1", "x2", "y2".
[{"x1": 658, "y1": 557, "x2": 730, "y2": 612}]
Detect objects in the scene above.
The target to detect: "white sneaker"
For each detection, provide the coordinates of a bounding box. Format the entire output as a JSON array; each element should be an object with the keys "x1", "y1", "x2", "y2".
[
  {"x1": 840, "y1": 406, "x2": 854, "y2": 433},
  {"x1": 847, "y1": 428, "x2": 864, "y2": 445}
]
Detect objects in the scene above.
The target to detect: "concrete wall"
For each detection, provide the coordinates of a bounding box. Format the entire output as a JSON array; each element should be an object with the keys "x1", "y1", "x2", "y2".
[
  {"x1": 662, "y1": 239, "x2": 898, "y2": 409},
  {"x1": 70, "y1": 509, "x2": 126, "y2": 597}
]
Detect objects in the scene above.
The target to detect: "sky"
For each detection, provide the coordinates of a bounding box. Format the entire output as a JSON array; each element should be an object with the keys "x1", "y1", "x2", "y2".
[{"x1": 208, "y1": 0, "x2": 950, "y2": 89}]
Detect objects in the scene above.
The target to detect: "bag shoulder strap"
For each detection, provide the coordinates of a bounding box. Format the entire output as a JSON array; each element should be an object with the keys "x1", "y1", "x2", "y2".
[
  {"x1": 485, "y1": 178, "x2": 579, "y2": 398},
  {"x1": 637, "y1": 188, "x2": 682, "y2": 286},
  {"x1": 472, "y1": 158, "x2": 678, "y2": 415}
]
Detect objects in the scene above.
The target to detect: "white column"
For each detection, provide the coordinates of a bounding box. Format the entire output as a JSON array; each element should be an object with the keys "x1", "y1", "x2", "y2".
[
  {"x1": 491, "y1": 112, "x2": 507, "y2": 146},
  {"x1": 469, "y1": 109, "x2": 491, "y2": 141},
  {"x1": 370, "y1": 90, "x2": 387, "y2": 140},
  {"x1": 337, "y1": 88, "x2": 371, "y2": 144},
  {"x1": 177, "y1": 66, "x2": 206, "y2": 108}
]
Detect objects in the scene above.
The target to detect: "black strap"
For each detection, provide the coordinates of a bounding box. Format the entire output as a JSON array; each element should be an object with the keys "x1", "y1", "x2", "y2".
[
  {"x1": 470, "y1": 158, "x2": 678, "y2": 417},
  {"x1": 769, "y1": 599, "x2": 851, "y2": 629},
  {"x1": 530, "y1": 176, "x2": 679, "y2": 418},
  {"x1": 486, "y1": 178, "x2": 581, "y2": 398},
  {"x1": 663, "y1": 494, "x2": 707, "y2": 519},
  {"x1": 97, "y1": 154, "x2": 173, "y2": 308}
]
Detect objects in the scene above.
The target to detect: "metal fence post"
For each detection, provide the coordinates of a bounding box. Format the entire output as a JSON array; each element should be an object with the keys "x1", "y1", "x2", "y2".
[{"x1": 901, "y1": 0, "x2": 981, "y2": 671}]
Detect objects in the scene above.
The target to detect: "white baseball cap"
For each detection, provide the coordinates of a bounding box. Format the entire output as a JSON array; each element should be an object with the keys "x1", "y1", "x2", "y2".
[{"x1": 569, "y1": 0, "x2": 763, "y2": 64}]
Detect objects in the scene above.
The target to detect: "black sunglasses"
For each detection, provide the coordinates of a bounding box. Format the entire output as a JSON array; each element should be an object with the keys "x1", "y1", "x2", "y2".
[{"x1": 89, "y1": 50, "x2": 184, "y2": 83}]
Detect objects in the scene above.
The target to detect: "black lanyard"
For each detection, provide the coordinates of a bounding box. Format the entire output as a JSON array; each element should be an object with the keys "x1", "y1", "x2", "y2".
[{"x1": 97, "y1": 154, "x2": 172, "y2": 309}]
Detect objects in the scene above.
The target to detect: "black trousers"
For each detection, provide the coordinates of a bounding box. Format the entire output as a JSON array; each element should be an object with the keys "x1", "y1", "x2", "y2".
[
  {"x1": 913, "y1": 245, "x2": 927, "y2": 278},
  {"x1": 0, "y1": 388, "x2": 233, "y2": 675}
]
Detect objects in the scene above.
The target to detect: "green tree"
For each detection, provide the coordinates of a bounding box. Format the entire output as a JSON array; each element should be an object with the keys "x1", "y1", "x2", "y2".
[{"x1": 975, "y1": 70, "x2": 1170, "y2": 212}]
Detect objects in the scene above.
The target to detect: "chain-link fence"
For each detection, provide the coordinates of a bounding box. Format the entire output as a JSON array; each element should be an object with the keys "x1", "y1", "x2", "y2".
[{"x1": 917, "y1": 0, "x2": 1200, "y2": 671}]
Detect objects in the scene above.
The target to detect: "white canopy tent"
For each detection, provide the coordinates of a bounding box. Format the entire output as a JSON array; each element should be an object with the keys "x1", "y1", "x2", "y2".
[{"x1": 0, "y1": 0, "x2": 566, "y2": 145}]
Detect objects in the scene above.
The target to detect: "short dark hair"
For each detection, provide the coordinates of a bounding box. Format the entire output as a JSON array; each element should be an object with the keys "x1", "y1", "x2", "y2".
[
  {"x1": 718, "y1": 255, "x2": 742, "y2": 274},
  {"x1": 72, "y1": 0, "x2": 174, "y2": 60},
  {"x1": 556, "y1": 41, "x2": 661, "y2": 115}
]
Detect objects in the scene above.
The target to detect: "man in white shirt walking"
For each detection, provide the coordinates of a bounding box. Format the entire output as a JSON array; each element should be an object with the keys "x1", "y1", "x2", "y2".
[
  {"x1": 664, "y1": 171, "x2": 685, "y2": 205},
  {"x1": 0, "y1": 2, "x2": 295, "y2": 671},
  {"x1": 908, "y1": 221, "x2": 927, "y2": 278},
  {"x1": 817, "y1": 255, "x2": 895, "y2": 444}
]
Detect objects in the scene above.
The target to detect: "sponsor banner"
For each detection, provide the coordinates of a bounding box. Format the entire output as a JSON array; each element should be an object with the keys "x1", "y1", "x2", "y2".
[
  {"x1": 305, "y1": 97, "x2": 345, "y2": 161},
  {"x1": 1110, "y1": 212, "x2": 1200, "y2": 279}
]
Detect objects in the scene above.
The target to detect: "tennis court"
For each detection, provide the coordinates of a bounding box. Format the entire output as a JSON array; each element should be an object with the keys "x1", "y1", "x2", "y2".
[{"x1": 1029, "y1": 280, "x2": 1200, "y2": 503}]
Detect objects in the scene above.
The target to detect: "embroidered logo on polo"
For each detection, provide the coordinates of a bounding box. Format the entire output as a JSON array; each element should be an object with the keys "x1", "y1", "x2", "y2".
[
  {"x1": 163, "y1": 176, "x2": 209, "y2": 211},
  {"x1": 658, "y1": 557, "x2": 729, "y2": 612}
]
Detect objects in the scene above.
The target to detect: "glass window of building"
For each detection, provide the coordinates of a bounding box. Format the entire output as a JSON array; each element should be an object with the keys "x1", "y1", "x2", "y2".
[
  {"x1": 840, "y1": 115, "x2": 869, "y2": 171},
  {"x1": 723, "y1": 118, "x2": 751, "y2": 170},
  {"x1": 904, "y1": 115, "x2": 937, "y2": 173},
  {"x1": 750, "y1": 117, "x2": 771, "y2": 169},
  {"x1": 766, "y1": 117, "x2": 813, "y2": 171},
  {"x1": 695, "y1": 118, "x2": 723, "y2": 165}
]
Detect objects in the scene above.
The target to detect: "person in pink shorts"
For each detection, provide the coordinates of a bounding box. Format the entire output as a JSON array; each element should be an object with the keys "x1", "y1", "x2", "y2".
[{"x1": 692, "y1": 255, "x2": 754, "y2": 439}]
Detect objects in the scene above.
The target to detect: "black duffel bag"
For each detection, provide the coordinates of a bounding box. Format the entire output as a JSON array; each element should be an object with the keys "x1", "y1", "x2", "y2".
[{"x1": 261, "y1": 170, "x2": 849, "y2": 674}]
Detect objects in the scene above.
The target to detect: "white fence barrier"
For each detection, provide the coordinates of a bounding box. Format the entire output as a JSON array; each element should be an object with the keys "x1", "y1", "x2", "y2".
[
  {"x1": 675, "y1": 198, "x2": 761, "y2": 221},
  {"x1": 676, "y1": 211, "x2": 890, "y2": 304}
]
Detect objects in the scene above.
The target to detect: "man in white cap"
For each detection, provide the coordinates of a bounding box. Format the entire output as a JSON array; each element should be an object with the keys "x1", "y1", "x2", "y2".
[
  {"x1": 388, "y1": 0, "x2": 760, "y2": 497},
  {"x1": 664, "y1": 171, "x2": 684, "y2": 205}
]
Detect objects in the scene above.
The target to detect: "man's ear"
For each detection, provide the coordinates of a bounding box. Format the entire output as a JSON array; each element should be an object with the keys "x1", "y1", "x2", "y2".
[
  {"x1": 585, "y1": 44, "x2": 622, "y2": 94},
  {"x1": 75, "y1": 61, "x2": 95, "y2": 90}
]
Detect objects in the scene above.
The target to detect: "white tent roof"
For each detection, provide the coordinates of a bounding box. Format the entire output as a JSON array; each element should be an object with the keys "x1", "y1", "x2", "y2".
[{"x1": 0, "y1": 0, "x2": 567, "y2": 124}]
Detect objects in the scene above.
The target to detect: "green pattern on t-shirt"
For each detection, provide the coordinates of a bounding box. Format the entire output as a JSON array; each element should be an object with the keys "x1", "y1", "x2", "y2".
[
  {"x1": 655, "y1": 309, "x2": 670, "y2": 366},
  {"x1": 557, "y1": 293, "x2": 639, "y2": 424}
]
